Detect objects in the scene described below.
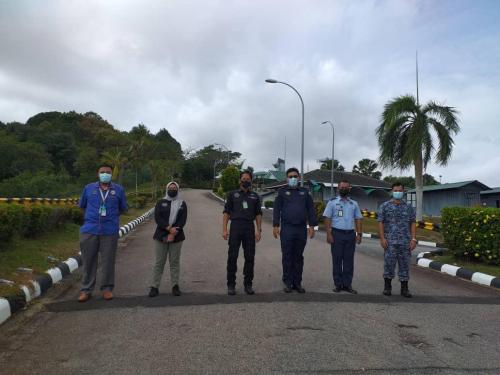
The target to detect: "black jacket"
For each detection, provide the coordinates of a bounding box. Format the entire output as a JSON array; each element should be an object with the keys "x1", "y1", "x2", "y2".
[{"x1": 153, "y1": 199, "x2": 188, "y2": 243}]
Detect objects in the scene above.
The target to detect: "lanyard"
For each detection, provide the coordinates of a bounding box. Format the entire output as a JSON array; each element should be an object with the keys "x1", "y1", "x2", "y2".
[{"x1": 99, "y1": 188, "x2": 110, "y2": 204}]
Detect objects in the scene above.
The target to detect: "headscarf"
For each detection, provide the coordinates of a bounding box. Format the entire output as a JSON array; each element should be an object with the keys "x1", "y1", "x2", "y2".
[{"x1": 165, "y1": 181, "x2": 183, "y2": 226}]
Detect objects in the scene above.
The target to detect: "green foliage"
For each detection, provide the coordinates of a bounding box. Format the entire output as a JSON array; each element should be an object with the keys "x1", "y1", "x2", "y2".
[
  {"x1": 0, "y1": 171, "x2": 78, "y2": 197},
  {"x1": 264, "y1": 200, "x2": 274, "y2": 208},
  {"x1": 442, "y1": 207, "x2": 500, "y2": 265},
  {"x1": 314, "y1": 201, "x2": 326, "y2": 223},
  {"x1": 0, "y1": 204, "x2": 82, "y2": 250},
  {"x1": 220, "y1": 165, "x2": 240, "y2": 193},
  {"x1": 352, "y1": 159, "x2": 382, "y2": 180},
  {"x1": 383, "y1": 174, "x2": 441, "y2": 189},
  {"x1": 320, "y1": 158, "x2": 344, "y2": 171}
]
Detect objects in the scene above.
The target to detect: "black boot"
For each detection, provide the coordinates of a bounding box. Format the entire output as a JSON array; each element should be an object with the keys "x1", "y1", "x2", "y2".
[
  {"x1": 172, "y1": 285, "x2": 181, "y2": 296},
  {"x1": 383, "y1": 278, "x2": 392, "y2": 296},
  {"x1": 401, "y1": 281, "x2": 412, "y2": 298},
  {"x1": 148, "y1": 287, "x2": 159, "y2": 297}
]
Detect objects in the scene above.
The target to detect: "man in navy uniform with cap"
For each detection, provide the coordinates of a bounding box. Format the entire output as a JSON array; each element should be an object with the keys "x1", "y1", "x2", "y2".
[{"x1": 273, "y1": 167, "x2": 317, "y2": 293}]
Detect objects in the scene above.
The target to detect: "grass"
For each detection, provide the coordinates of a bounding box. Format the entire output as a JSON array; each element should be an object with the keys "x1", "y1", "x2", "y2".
[
  {"x1": 431, "y1": 254, "x2": 500, "y2": 277},
  {"x1": 0, "y1": 205, "x2": 154, "y2": 298}
]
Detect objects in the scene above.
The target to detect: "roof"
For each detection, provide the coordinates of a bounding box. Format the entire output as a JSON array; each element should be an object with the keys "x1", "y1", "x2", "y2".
[
  {"x1": 481, "y1": 187, "x2": 500, "y2": 195},
  {"x1": 263, "y1": 169, "x2": 391, "y2": 189},
  {"x1": 408, "y1": 180, "x2": 490, "y2": 193}
]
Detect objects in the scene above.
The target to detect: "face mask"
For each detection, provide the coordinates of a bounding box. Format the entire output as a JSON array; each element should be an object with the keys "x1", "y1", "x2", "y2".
[
  {"x1": 392, "y1": 191, "x2": 404, "y2": 200},
  {"x1": 167, "y1": 190, "x2": 178, "y2": 198},
  {"x1": 99, "y1": 172, "x2": 112, "y2": 184},
  {"x1": 288, "y1": 177, "x2": 298, "y2": 188},
  {"x1": 241, "y1": 181, "x2": 251, "y2": 189},
  {"x1": 339, "y1": 188, "x2": 349, "y2": 197}
]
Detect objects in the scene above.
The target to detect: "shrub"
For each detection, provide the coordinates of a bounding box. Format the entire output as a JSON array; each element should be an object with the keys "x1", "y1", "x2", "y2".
[
  {"x1": 314, "y1": 201, "x2": 326, "y2": 223},
  {"x1": 442, "y1": 207, "x2": 500, "y2": 265},
  {"x1": 264, "y1": 200, "x2": 274, "y2": 208}
]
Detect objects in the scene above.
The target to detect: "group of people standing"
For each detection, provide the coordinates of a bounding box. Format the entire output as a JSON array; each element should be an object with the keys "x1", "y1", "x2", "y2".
[{"x1": 76, "y1": 164, "x2": 417, "y2": 302}]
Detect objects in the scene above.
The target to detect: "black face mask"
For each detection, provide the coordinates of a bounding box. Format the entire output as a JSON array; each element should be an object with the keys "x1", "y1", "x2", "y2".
[
  {"x1": 241, "y1": 181, "x2": 251, "y2": 189},
  {"x1": 339, "y1": 188, "x2": 349, "y2": 197},
  {"x1": 167, "y1": 190, "x2": 178, "y2": 198}
]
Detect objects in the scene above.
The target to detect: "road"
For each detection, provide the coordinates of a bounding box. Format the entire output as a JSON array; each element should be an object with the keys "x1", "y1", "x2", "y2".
[{"x1": 1, "y1": 189, "x2": 499, "y2": 375}]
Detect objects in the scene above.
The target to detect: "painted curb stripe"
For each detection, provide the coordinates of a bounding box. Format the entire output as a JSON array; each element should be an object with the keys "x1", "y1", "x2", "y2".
[
  {"x1": 35, "y1": 274, "x2": 53, "y2": 295},
  {"x1": 31, "y1": 281, "x2": 41, "y2": 298},
  {"x1": 46, "y1": 267, "x2": 63, "y2": 284},
  {"x1": 471, "y1": 272, "x2": 495, "y2": 286},
  {"x1": 418, "y1": 240, "x2": 437, "y2": 247},
  {"x1": 21, "y1": 285, "x2": 32, "y2": 303},
  {"x1": 5, "y1": 293, "x2": 26, "y2": 314},
  {"x1": 0, "y1": 298, "x2": 10, "y2": 325},
  {"x1": 491, "y1": 278, "x2": 500, "y2": 288},
  {"x1": 65, "y1": 258, "x2": 79, "y2": 272},
  {"x1": 417, "y1": 258, "x2": 432, "y2": 267},
  {"x1": 441, "y1": 264, "x2": 460, "y2": 277},
  {"x1": 56, "y1": 262, "x2": 71, "y2": 278},
  {"x1": 429, "y1": 261, "x2": 444, "y2": 271},
  {"x1": 456, "y1": 268, "x2": 475, "y2": 280}
]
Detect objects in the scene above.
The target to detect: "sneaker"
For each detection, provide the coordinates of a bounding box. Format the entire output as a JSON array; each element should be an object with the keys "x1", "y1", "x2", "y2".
[
  {"x1": 172, "y1": 285, "x2": 181, "y2": 296},
  {"x1": 103, "y1": 291, "x2": 114, "y2": 300},
  {"x1": 293, "y1": 285, "x2": 306, "y2": 293},
  {"x1": 342, "y1": 286, "x2": 358, "y2": 294},
  {"x1": 332, "y1": 286, "x2": 342, "y2": 293},
  {"x1": 148, "y1": 287, "x2": 159, "y2": 297},
  {"x1": 283, "y1": 285, "x2": 293, "y2": 293}
]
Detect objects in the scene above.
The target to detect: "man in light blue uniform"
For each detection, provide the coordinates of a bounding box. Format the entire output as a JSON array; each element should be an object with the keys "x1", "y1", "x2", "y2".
[{"x1": 323, "y1": 179, "x2": 363, "y2": 293}]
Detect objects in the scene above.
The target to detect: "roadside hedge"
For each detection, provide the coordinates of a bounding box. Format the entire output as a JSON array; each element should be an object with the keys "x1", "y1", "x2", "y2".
[
  {"x1": 0, "y1": 204, "x2": 83, "y2": 250},
  {"x1": 314, "y1": 201, "x2": 326, "y2": 223},
  {"x1": 442, "y1": 207, "x2": 500, "y2": 265}
]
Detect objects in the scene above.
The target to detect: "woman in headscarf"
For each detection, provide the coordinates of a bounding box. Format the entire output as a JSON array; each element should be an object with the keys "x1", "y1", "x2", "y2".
[{"x1": 148, "y1": 181, "x2": 188, "y2": 297}]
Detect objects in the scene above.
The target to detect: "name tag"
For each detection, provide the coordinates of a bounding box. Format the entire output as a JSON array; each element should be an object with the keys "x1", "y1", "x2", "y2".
[
  {"x1": 338, "y1": 209, "x2": 343, "y2": 217},
  {"x1": 242, "y1": 201, "x2": 249, "y2": 209},
  {"x1": 99, "y1": 205, "x2": 107, "y2": 217}
]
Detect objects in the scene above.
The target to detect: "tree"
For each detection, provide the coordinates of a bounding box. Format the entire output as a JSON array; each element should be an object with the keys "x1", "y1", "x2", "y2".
[
  {"x1": 377, "y1": 95, "x2": 459, "y2": 220},
  {"x1": 220, "y1": 165, "x2": 240, "y2": 193},
  {"x1": 320, "y1": 158, "x2": 345, "y2": 171},
  {"x1": 352, "y1": 159, "x2": 382, "y2": 179},
  {"x1": 101, "y1": 148, "x2": 129, "y2": 184}
]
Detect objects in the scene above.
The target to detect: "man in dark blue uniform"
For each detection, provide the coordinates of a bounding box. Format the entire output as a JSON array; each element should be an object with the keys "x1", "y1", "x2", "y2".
[
  {"x1": 223, "y1": 171, "x2": 262, "y2": 295},
  {"x1": 273, "y1": 167, "x2": 317, "y2": 293}
]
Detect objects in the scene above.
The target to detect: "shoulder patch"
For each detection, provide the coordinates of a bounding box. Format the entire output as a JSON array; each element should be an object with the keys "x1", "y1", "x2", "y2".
[{"x1": 234, "y1": 192, "x2": 240, "y2": 198}]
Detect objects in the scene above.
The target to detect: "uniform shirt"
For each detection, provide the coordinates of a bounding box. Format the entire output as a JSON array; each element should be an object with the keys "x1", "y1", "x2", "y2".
[
  {"x1": 322, "y1": 196, "x2": 363, "y2": 230},
  {"x1": 79, "y1": 182, "x2": 128, "y2": 235},
  {"x1": 223, "y1": 189, "x2": 262, "y2": 222},
  {"x1": 273, "y1": 186, "x2": 318, "y2": 227},
  {"x1": 377, "y1": 199, "x2": 416, "y2": 245}
]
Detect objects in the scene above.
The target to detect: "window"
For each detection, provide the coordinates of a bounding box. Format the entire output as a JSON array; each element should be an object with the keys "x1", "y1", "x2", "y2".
[{"x1": 406, "y1": 192, "x2": 416, "y2": 207}]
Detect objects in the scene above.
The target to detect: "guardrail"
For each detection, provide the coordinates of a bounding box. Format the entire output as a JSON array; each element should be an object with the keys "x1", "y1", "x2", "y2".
[
  {"x1": 0, "y1": 197, "x2": 78, "y2": 205},
  {"x1": 361, "y1": 209, "x2": 441, "y2": 232}
]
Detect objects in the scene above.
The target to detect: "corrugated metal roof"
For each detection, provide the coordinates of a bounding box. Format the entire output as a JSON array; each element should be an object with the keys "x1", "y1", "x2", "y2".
[
  {"x1": 481, "y1": 187, "x2": 500, "y2": 195},
  {"x1": 408, "y1": 180, "x2": 490, "y2": 193}
]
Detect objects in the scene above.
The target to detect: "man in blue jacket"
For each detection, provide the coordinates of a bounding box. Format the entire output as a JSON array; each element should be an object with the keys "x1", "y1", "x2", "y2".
[
  {"x1": 273, "y1": 167, "x2": 317, "y2": 293},
  {"x1": 78, "y1": 163, "x2": 127, "y2": 302}
]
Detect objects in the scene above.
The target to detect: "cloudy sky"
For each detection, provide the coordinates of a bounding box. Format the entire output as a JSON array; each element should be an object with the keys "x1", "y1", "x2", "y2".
[{"x1": 1, "y1": 0, "x2": 499, "y2": 185}]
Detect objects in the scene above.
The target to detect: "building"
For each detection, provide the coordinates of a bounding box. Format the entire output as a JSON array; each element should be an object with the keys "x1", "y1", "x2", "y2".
[
  {"x1": 480, "y1": 188, "x2": 500, "y2": 208},
  {"x1": 263, "y1": 169, "x2": 391, "y2": 211},
  {"x1": 407, "y1": 180, "x2": 490, "y2": 216}
]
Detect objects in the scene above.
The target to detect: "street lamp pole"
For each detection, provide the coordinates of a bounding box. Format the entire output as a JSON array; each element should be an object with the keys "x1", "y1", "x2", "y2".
[
  {"x1": 322, "y1": 120, "x2": 335, "y2": 199},
  {"x1": 266, "y1": 79, "x2": 305, "y2": 187}
]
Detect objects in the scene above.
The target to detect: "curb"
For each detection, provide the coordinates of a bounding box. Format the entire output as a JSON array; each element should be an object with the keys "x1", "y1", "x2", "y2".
[
  {"x1": 416, "y1": 251, "x2": 500, "y2": 290},
  {"x1": 0, "y1": 207, "x2": 155, "y2": 325}
]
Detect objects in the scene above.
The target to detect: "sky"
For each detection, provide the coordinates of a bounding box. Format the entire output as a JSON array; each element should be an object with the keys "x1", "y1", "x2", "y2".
[{"x1": 1, "y1": 0, "x2": 499, "y2": 186}]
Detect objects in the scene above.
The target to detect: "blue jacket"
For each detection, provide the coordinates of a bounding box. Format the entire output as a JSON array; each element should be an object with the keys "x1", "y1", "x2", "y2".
[{"x1": 273, "y1": 186, "x2": 318, "y2": 227}]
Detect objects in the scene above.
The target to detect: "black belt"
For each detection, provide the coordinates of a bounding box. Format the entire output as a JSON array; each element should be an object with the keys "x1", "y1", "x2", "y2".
[{"x1": 332, "y1": 228, "x2": 355, "y2": 234}]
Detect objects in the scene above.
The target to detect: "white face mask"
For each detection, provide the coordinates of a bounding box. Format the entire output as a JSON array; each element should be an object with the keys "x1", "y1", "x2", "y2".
[
  {"x1": 288, "y1": 177, "x2": 298, "y2": 187},
  {"x1": 392, "y1": 191, "x2": 404, "y2": 200}
]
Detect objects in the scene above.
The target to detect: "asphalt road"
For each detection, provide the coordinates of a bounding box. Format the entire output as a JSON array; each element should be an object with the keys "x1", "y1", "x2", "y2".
[{"x1": 1, "y1": 189, "x2": 499, "y2": 375}]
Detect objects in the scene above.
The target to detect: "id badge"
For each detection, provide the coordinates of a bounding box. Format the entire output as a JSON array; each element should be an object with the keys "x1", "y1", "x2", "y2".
[
  {"x1": 242, "y1": 200, "x2": 249, "y2": 209},
  {"x1": 338, "y1": 209, "x2": 343, "y2": 217},
  {"x1": 100, "y1": 205, "x2": 107, "y2": 217}
]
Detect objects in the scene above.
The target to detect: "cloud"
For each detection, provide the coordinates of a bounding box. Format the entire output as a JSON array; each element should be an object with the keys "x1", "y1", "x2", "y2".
[{"x1": 1, "y1": 0, "x2": 499, "y2": 186}]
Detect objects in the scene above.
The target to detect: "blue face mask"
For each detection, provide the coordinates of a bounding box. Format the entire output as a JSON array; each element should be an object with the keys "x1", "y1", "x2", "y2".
[
  {"x1": 392, "y1": 191, "x2": 404, "y2": 200},
  {"x1": 99, "y1": 172, "x2": 112, "y2": 184},
  {"x1": 288, "y1": 177, "x2": 298, "y2": 188}
]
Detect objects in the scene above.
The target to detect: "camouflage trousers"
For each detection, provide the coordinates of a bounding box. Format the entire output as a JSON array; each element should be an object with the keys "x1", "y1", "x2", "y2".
[{"x1": 383, "y1": 243, "x2": 411, "y2": 282}]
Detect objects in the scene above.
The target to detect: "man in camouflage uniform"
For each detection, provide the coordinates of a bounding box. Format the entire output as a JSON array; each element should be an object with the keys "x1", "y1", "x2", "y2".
[{"x1": 377, "y1": 181, "x2": 417, "y2": 298}]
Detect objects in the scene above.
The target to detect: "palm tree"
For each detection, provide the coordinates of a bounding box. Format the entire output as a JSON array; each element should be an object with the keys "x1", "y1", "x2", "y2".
[
  {"x1": 376, "y1": 95, "x2": 460, "y2": 220},
  {"x1": 352, "y1": 158, "x2": 382, "y2": 180},
  {"x1": 101, "y1": 149, "x2": 129, "y2": 184}
]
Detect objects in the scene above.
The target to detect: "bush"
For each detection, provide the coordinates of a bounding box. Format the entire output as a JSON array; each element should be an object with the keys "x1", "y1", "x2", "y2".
[
  {"x1": 314, "y1": 201, "x2": 326, "y2": 223},
  {"x1": 442, "y1": 207, "x2": 500, "y2": 265},
  {"x1": 264, "y1": 200, "x2": 274, "y2": 208}
]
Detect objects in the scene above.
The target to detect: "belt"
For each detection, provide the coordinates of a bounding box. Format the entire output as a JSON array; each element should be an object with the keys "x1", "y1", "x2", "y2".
[{"x1": 332, "y1": 228, "x2": 355, "y2": 234}]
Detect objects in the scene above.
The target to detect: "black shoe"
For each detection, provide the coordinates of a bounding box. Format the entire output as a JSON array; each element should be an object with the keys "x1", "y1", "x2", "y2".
[
  {"x1": 283, "y1": 285, "x2": 293, "y2": 293},
  {"x1": 172, "y1": 285, "x2": 181, "y2": 296},
  {"x1": 293, "y1": 285, "x2": 306, "y2": 293},
  {"x1": 383, "y1": 278, "x2": 392, "y2": 296},
  {"x1": 401, "y1": 281, "x2": 412, "y2": 298},
  {"x1": 244, "y1": 285, "x2": 255, "y2": 295},
  {"x1": 228, "y1": 286, "x2": 236, "y2": 295},
  {"x1": 148, "y1": 287, "x2": 159, "y2": 297},
  {"x1": 343, "y1": 286, "x2": 358, "y2": 294},
  {"x1": 333, "y1": 286, "x2": 342, "y2": 293}
]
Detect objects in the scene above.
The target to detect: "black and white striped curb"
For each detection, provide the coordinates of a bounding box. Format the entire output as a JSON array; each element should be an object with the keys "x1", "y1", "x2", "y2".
[
  {"x1": 416, "y1": 251, "x2": 500, "y2": 289},
  {"x1": 0, "y1": 207, "x2": 155, "y2": 325},
  {"x1": 356, "y1": 233, "x2": 444, "y2": 248}
]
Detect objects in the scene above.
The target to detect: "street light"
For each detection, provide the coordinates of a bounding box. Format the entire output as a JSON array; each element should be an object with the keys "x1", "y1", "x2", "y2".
[
  {"x1": 322, "y1": 120, "x2": 335, "y2": 199},
  {"x1": 265, "y1": 78, "x2": 305, "y2": 187}
]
